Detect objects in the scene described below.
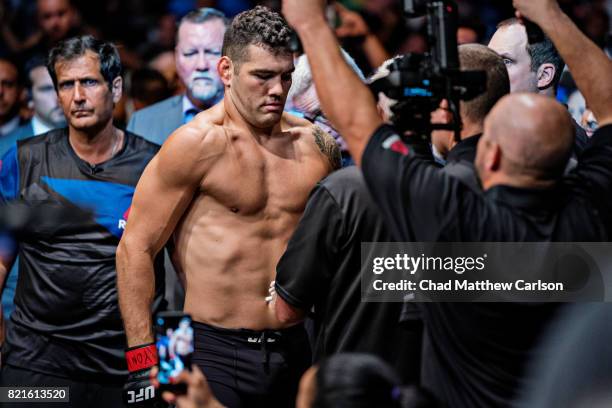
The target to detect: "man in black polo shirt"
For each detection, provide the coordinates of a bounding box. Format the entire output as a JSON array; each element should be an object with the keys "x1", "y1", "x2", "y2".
[
  {"x1": 270, "y1": 166, "x2": 422, "y2": 383},
  {"x1": 0, "y1": 36, "x2": 166, "y2": 407},
  {"x1": 282, "y1": 0, "x2": 612, "y2": 406}
]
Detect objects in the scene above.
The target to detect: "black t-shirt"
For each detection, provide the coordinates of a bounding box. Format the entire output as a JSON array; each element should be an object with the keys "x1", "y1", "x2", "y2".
[
  {"x1": 0, "y1": 129, "x2": 166, "y2": 381},
  {"x1": 274, "y1": 167, "x2": 421, "y2": 381},
  {"x1": 361, "y1": 124, "x2": 612, "y2": 407},
  {"x1": 442, "y1": 134, "x2": 482, "y2": 191},
  {"x1": 446, "y1": 134, "x2": 481, "y2": 165}
]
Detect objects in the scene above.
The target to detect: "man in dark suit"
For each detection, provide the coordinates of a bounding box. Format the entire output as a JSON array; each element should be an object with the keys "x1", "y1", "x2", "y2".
[
  {"x1": 5, "y1": 56, "x2": 66, "y2": 154},
  {"x1": 127, "y1": 8, "x2": 227, "y2": 145}
]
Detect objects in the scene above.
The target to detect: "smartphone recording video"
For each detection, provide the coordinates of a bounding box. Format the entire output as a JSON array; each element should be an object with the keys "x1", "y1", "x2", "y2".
[{"x1": 155, "y1": 312, "x2": 194, "y2": 393}]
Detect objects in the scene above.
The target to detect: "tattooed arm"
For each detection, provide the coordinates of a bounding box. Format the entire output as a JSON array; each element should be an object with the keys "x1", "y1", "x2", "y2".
[
  {"x1": 313, "y1": 125, "x2": 342, "y2": 171},
  {"x1": 283, "y1": 112, "x2": 342, "y2": 172}
]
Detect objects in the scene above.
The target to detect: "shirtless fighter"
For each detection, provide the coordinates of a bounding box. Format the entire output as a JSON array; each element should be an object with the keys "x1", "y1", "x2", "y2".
[
  {"x1": 170, "y1": 318, "x2": 194, "y2": 359},
  {"x1": 116, "y1": 6, "x2": 340, "y2": 407}
]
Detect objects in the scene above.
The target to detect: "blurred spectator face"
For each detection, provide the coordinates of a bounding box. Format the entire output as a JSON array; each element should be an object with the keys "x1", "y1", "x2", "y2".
[
  {"x1": 149, "y1": 51, "x2": 178, "y2": 89},
  {"x1": 37, "y1": 0, "x2": 75, "y2": 43},
  {"x1": 157, "y1": 15, "x2": 177, "y2": 49},
  {"x1": 55, "y1": 51, "x2": 121, "y2": 132},
  {"x1": 0, "y1": 60, "x2": 20, "y2": 124},
  {"x1": 30, "y1": 66, "x2": 66, "y2": 127},
  {"x1": 175, "y1": 18, "x2": 225, "y2": 104},
  {"x1": 458, "y1": 27, "x2": 478, "y2": 45},
  {"x1": 130, "y1": 68, "x2": 171, "y2": 111},
  {"x1": 488, "y1": 24, "x2": 538, "y2": 93}
]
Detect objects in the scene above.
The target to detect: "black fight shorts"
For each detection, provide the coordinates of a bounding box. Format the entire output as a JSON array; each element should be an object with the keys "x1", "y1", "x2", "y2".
[{"x1": 192, "y1": 321, "x2": 311, "y2": 408}]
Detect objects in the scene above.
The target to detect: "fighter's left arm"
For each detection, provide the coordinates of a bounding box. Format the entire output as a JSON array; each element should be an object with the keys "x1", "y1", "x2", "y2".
[
  {"x1": 285, "y1": 111, "x2": 342, "y2": 172},
  {"x1": 312, "y1": 125, "x2": 342, "y2": 172}
]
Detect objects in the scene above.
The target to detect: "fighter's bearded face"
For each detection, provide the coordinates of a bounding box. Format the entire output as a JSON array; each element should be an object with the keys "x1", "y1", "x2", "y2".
[{"x1": 225, "y1": 44, "x2": 294, "y2": 129}]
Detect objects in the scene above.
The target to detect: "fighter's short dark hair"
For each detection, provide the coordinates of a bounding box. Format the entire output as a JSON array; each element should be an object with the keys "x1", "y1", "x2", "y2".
[
  {"x1": 221, "y1": 6, "x2": 293, "y2": 69},
  {"x1": 47, "y1": 35, "x2": 122, "y2": 90},
  {"x1": 497, "y1": 18, "x2": 564, "y2": 89}
]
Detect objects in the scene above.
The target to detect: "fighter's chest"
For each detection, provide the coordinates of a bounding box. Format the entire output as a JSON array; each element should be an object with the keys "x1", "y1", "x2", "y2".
[{"x1": 203, "y1": 148, "x2": 319, "y2": 215}]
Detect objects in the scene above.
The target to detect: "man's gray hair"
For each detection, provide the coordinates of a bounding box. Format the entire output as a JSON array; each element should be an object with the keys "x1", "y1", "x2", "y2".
[
  {"x1": 288, "y1": 49, "x2": 365, "y2": 103},
  {"x1": 179, "y1": 7, "x2": 229, "y2": 29}
]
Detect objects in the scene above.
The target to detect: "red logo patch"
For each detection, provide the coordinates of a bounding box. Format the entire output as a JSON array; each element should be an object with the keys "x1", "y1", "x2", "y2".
[
  {"x1": 382, "y1": 135, "x2": 410, "y2": 156},
  {"x1": 123, "y1": 206, "x2": 131, "y2": 220},
  {"x1": 390, "y1": 140, "x2": 409, "y2": 155}
]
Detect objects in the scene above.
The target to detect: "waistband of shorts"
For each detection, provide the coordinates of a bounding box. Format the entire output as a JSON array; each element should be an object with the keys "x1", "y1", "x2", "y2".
[{"x1": 192, "y1": 321, "x2": 305, "y2": 342}]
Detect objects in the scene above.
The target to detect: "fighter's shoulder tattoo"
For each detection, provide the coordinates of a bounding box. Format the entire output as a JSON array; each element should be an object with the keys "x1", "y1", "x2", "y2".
[{"x1": 313, "y1": 126, "x2": 342, "y2": 170}]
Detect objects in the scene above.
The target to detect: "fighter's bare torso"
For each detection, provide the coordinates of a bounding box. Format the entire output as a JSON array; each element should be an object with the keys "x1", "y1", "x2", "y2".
[{"x1": 170, "y1": 105, "x2": 338, "y2": 329}]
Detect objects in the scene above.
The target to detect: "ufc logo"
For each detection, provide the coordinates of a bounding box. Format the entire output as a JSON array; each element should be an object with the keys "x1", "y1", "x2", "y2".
[{"x1": 127, "y1": 386, "x2": 155, "y2": 403}]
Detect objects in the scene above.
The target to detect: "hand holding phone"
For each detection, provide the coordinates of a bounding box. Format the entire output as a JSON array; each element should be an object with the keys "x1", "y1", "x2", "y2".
[
  {"x1": 156, "y1": 312, "x2": 194, "y2": 395},
  {"x1": 157, "y1": 365, "x2": 226, "y2": 408}
]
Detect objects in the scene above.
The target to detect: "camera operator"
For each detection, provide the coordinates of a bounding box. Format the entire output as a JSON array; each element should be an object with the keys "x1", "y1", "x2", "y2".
[
  {"x1": 282, "y1": 0, "x2": 612, "y2": 406},
  {"x1": 430, "y1": 43, "x2": 510, "y2": 189}
]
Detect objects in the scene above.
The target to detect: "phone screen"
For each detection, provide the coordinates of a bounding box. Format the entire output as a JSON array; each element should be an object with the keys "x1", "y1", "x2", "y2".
[{"x1": 155, "y1": 312, "x2": 194, "y2": 390}]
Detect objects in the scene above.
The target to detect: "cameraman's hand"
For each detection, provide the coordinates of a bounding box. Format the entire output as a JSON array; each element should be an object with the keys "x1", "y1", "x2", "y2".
[
  {"x1": 335, "y1": 3, "x2": 369, "y2": 38},
  {"x1": 431, "y1": 100, "x2": 452, "y2": 127},
  {"x1": 431, "y1": 99, "x2": 454, "y2": 156},
  {"x1": 513, "y1": 0, "x2": 562, "y2": 28},
  {"x1": 282, "y1": 0, "x2": 327, "y2": 32},
  {"x1": 158, "y1": 366, "x2": 226, "y2": 408}
]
